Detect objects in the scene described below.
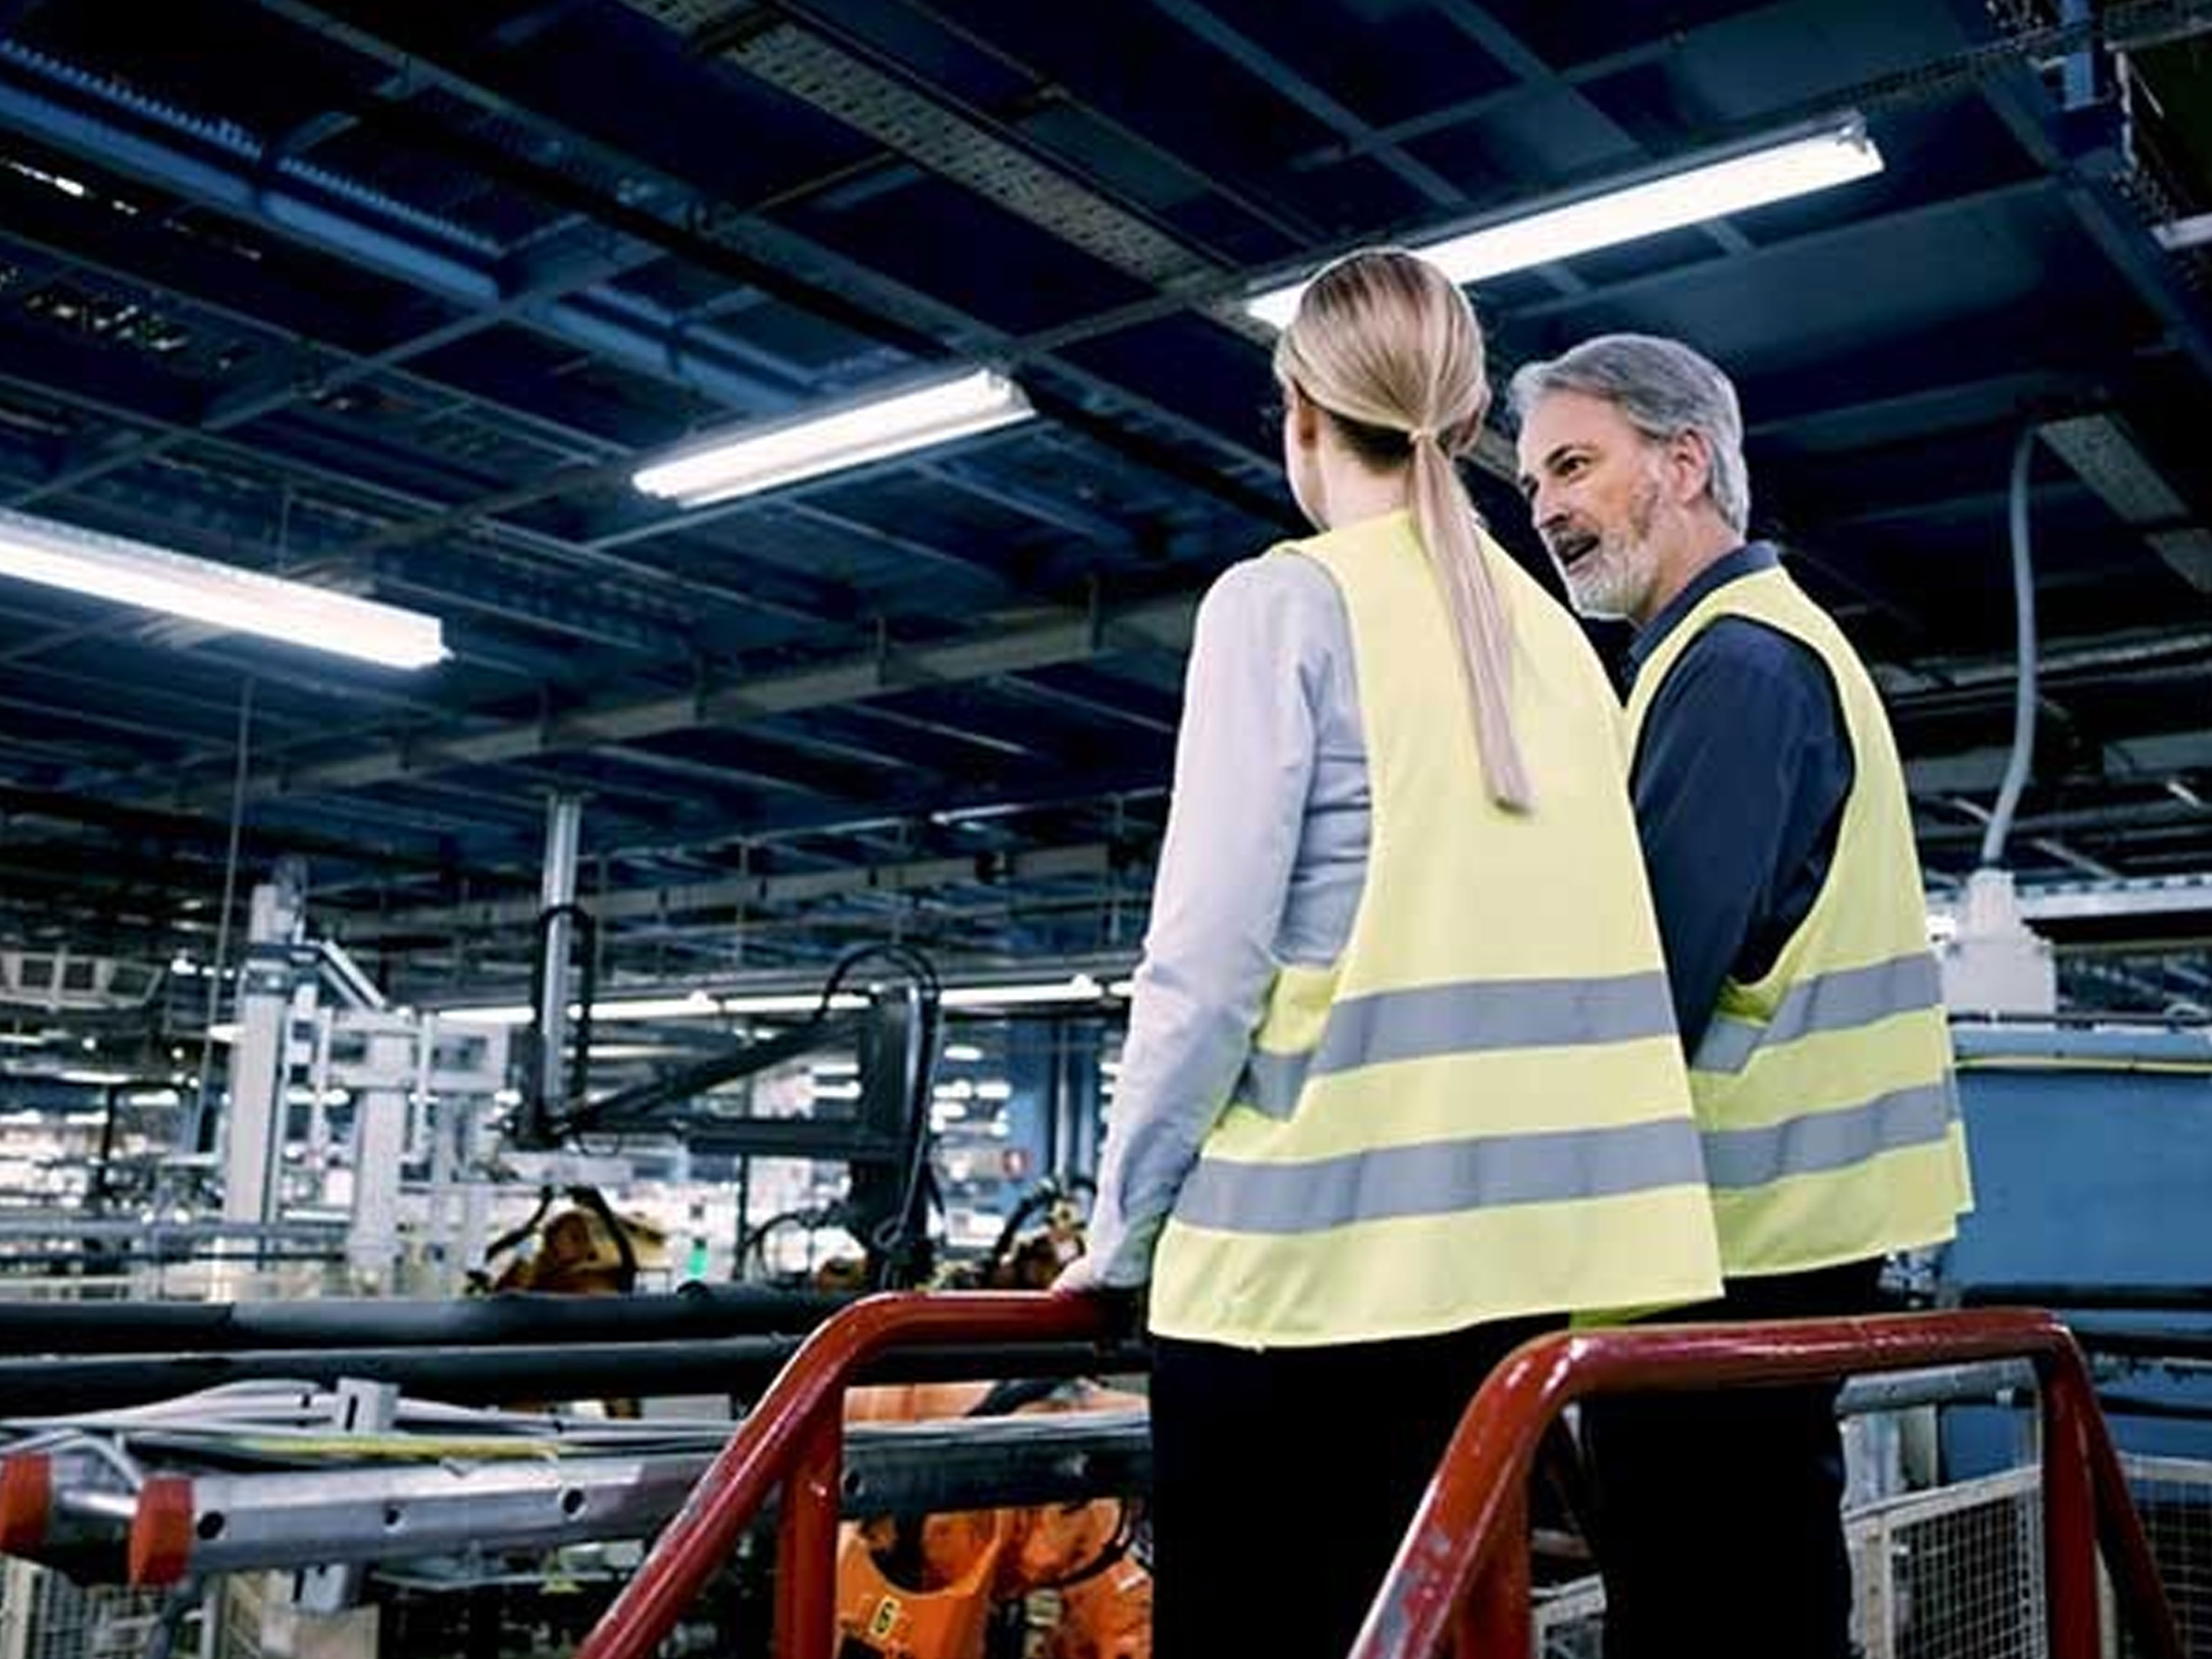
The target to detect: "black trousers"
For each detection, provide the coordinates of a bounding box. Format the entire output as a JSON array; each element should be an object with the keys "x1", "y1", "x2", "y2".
[
  {"x1": 1582, "y1": 1258, "x2": 1885, "y2": 1659},
  {"x1": 1148, "y1": 1316, "x2": 1555, "y2": 1659}
]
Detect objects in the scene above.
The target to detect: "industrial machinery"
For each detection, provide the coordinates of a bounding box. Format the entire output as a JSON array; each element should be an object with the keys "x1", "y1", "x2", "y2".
[{"x1": 512, "y1": 936, "x2": 949, "y2": 1292}]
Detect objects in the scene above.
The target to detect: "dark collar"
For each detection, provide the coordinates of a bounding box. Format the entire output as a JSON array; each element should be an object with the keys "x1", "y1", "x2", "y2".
[{"x1": 1623, "y1": 541, "x2": 1781, "y2": 686}]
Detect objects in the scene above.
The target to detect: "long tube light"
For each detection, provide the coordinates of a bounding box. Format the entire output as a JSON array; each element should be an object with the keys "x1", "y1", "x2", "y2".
[
  {"x1": 0, "y1": 508, "x2": 448, "y2": 669},
  {"x1": 436, "y1": 974, "x2": 1123, "y2": 1026},
  {"x1": 1244, "y1": 116, "x2": 1884, "y2": 329},
  {"x1": 633, "y1": 369, "x2": 1035, "y2": 507}
]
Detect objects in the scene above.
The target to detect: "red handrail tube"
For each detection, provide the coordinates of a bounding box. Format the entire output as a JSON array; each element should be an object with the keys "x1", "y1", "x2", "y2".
[
  {"x1": 1351, "y1": 1308, "x2": 2184, "y2": 1659},
  {"x1": 576, "y1": 1292, "x2": 1113, "y2": 1659}
]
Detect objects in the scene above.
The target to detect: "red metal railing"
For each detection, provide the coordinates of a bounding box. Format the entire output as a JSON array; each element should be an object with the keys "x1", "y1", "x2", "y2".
[
  {"x1": 1352, "y1": 1307, "x2": 2183, "y2": 1659},
  {"x1": 575, "y1": 1291, "x2": 1115, "y2": 1659},
  {"x1": 576, "y1": 1296, "x2": 2181, "y2": 1659}
]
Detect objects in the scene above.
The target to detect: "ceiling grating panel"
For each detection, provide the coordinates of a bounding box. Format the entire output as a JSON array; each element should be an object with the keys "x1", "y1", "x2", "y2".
[{"x1": 704, "y1": 18, "x2": 1222, "y2": 291}]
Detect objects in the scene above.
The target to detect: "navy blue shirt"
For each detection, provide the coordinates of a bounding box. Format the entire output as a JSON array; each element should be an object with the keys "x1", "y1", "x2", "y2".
[{"x1": 1623, "y1": 544, "x2": 1854, "y2": 1054}]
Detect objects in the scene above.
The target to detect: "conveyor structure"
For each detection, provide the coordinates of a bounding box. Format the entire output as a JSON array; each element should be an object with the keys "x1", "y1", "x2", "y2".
[{"x1": 0, "y1": 1384, "x2": 1151, "y2": 1591}]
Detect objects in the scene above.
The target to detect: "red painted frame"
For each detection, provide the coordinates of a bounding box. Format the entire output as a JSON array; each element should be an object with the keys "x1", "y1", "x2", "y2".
[
  {"x1": 575, "y1": 1291, "x2": 1113, "y2": 1659},
  {"x1": 575, "y1": 1296, "x2": 2181, "y2": 1659},
  {"x1": 1352, "y1": 1307, "x2": 2181, "y2": 1659}
]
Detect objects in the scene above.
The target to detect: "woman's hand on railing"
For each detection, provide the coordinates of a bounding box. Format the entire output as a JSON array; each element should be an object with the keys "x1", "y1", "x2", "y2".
[{"x1": 1049, "y1": 1252, "x2": 1108, "y2": 1296}]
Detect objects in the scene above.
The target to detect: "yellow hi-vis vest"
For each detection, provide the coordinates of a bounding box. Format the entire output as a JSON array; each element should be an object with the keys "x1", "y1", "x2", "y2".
[
  {"x1": 1148, "y1": 511, "x2": 1724, "y2": 1349},
  {"x1": 1625, "y1": 565, "x2": 1973, "y2": 1279}
]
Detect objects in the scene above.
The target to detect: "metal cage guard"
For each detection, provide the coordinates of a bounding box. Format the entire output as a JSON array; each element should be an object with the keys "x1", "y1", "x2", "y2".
[{"x1": 575, "y1": 1296, "x2": 2180, "y2": 1659}]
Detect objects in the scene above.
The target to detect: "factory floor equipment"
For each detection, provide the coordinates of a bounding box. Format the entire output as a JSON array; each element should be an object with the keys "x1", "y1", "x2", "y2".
[{"x1": 0, "y1": 1292, "x2": 2202, "y2": 1658}]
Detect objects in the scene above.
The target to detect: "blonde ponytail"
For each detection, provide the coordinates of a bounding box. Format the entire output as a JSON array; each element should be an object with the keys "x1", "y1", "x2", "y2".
[
  {"x1": 1410, "y1": 435, "x2": 1532, "y2": 811},
  {"x1": 1276, "y1": 249, "x2": 1534, "y2": 812}
]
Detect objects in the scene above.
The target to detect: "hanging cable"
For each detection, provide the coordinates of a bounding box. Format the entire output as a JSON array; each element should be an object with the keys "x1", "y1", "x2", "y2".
[
  {"x1": 1980, "y1": 425, "x2": 2041, "y2": 868},
  {"x1": 178, "y1": 674, "x2": 254, "y2": 1169},
  {"x1": 814, "y1": 944, "x2": 944, "y2": 1289}
]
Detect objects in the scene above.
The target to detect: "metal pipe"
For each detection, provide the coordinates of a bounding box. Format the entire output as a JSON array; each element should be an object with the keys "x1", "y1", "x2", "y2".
[
  {"x1": 774, "y1": 1417, "x2": 843, "y2": 1659},
  {"x1": 0, "y1": 1285, "x2": 852, "y2": 1355},
  {"x1": 1980, "y1": 425, "x2": 2042, "y2": 867},
  {"x1": 2084, "y1": 1371, "x2": 2190, "y2": 1659},
  {"x1": 535, "y1": 794, "x2": 584, "y2": 1126},
  {"x1": 1457, "y1": 1479, "x2": 1529, "y2": 1657},
  {"x1": 0, "y1": 1331, "x2": 1149, "y2": 1415},
  {"x1": 2041, "y1": 1357, "x2": 2101, "y2": 1658},
  {"x1": 1346, "y1": 1309, "x2": 2180, "y2": 1659},
  {"x1": 1955, "y1": 1281, "x2": 2212, "y2": 1313},
  {"x1": 104, "y1": 1410, "x2": 1151, "y2": 1585}
]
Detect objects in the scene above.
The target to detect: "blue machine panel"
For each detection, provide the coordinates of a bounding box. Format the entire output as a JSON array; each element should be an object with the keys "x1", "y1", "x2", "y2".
[{"x1": 1942, "y1": 1026, "x2": 2212, "y2": 1468}]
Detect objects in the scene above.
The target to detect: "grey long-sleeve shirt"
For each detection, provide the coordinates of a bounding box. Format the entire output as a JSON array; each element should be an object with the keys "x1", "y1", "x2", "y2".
[{"x1": 1082, "y1": 549, "x2": 1369, "y2": 1287}]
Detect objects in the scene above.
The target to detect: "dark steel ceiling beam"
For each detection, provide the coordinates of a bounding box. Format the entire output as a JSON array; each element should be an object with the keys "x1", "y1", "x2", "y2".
[
  {"x1": 1140, "y1": 0, "x2": 1464, "y2": 209},
  {"x1": 1945, "y1": 0, "x2": 2212, "y2": 388},
  {"x1": 337, "y1": 839, "x2": 1119, "y2": 937},
  {"x1": 1508, "y1": 176, "x2": 2066, "y2": 326},
  {"x1": 238, "y1": 2, "x2": 1307, "y2": 519},
  {"x1": 162, "y1": 592, "x2": 1193, "y2": 810},
  {"x1": 817, "y1": 0, "x2": 1324, "y2": 250},
  {"x1": 0, "y1": 316, "x2": 849, "y2": 661}
]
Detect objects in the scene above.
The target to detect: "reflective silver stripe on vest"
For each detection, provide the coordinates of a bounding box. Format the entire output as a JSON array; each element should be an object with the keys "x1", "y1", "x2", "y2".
[
  {"x1": 1693, "y1": 953, "x2": 1942, "y2": 1077},
  {"x1": 1700, "y1": 1081, "x2": 1953, "y2": 1191},
  {"x1": 1236, "y1": 970, "x2": 1674, "y2": 1120},
  {"x1": 1170, "y1": 1114, "x2": 1706, "y2": 1234}
]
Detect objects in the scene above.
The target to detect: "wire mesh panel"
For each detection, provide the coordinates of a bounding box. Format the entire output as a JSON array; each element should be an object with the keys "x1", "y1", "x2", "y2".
[
  {"x1": 1524, "y1": 1467, "x2": 2049, "y2": 1659},
  {"x1": 1853, "y1": 1467, "x2": 2045, "y2": 1659},
  {"x1": 1532, "y1": 1575, "x2": 1606, "y2": 1658},
  {"x1": 0, "y1": 1559, "x2": 172, "y2": 1659},
  {"x1": 2118, "y1": 1454, "x2": 2212, "y2": 1659}
]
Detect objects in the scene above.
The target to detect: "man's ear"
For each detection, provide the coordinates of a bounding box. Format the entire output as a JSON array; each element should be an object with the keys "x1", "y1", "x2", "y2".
[{"x1": 1665, "y1": 426, "x2": 1714, "y2": 506}]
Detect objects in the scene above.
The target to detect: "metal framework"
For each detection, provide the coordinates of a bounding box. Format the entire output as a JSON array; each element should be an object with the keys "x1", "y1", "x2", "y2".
[
  {"x1": 0, "y1": 0, "x2": 2198, "y2": 1019},
  {"x1": 1359, "y1": 1308, "x2": 2181, "y2": 1659},
  {"x1": 565, "y1": 1294, "x2": 2182, "y2": 1659}
]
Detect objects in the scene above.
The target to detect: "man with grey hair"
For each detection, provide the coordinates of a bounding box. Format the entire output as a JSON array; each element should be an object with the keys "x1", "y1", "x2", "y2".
[{"x1": 1512, "y1": 334, "x2": 1970, "y2": 1659}]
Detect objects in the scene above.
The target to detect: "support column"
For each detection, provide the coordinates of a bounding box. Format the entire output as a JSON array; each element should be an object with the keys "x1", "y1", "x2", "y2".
[
  {"x1": 2061, "y1": 0, "x2": 2100, "y2": 111},
  {"x1": 1057, "y1": 1021, "x2": 1105, "y2": 1182},
  {"x1": 221, "y1": 858, "x2": 308, "y2": 1239},
  {"x1": 346, "y1": 1016, "x2": 417, "y2": 1294},
  {"x1": 531, "y1": 794, "x2": 585, "y2": 1135},
  {"x1": 1003, "y1": 1021, "x2": 1056, "y2": 1183}
]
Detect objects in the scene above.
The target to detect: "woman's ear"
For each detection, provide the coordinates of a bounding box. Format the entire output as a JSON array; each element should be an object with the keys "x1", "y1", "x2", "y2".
[{"x1": 1284, "y1": 381, "x2": 1322, "y2": 452}]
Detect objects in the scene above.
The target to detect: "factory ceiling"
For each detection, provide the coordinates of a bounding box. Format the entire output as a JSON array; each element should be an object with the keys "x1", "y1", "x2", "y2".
[{"x1": 0, "y1": 0, "x2": 2205, "y2": 1013}]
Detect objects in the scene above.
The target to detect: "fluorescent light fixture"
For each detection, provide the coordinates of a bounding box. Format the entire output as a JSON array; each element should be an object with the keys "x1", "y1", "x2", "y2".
[
  {"x1": 0, "y1": 508, "x2": 449, "y2": 669},
  {"x1": 438, "y1": 970, "x2": 1133, "y2": 1026},
  {"x1": 586, "y1": 992, "x2": 720, "y2": 1022},
  {"x1": 943, "y1": 1043, "x2": 986, "y2": 1063},
  {"x1": 941, "y1": 975, "x2": 1106, "y2": 1008},
  {"x1": 721, "y1": 992, "x2": 868, "y2": 1016},
  {"x1": 439, "y1": 991, "x2": 866, "y2": 1025},
  {"x1": 1244, "y1": 116, "x2": 1883, "y2": 329},
  {"x1": 633, "y1": 369, "x2": 1035, "y2": 506}
]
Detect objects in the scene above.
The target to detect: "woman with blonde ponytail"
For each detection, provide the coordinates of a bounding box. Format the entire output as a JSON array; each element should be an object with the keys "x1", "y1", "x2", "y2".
[{"x1": 1061, "y1": 251, "x2": 1720, "y2": 1659}]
